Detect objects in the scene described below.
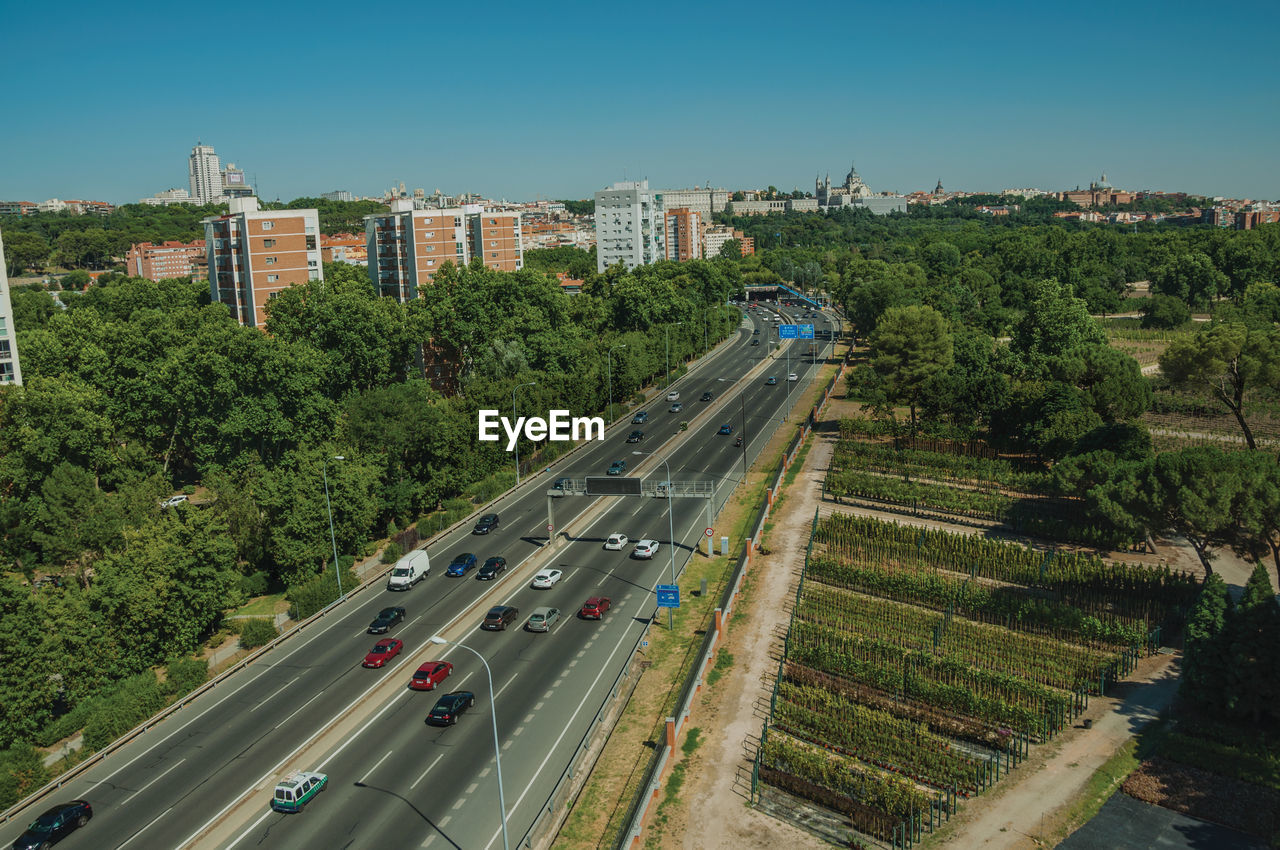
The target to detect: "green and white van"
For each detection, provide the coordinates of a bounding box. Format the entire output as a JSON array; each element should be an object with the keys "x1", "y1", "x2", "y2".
[{"x1": 271, "y1": 771, "x2": 328, "y2": 813}]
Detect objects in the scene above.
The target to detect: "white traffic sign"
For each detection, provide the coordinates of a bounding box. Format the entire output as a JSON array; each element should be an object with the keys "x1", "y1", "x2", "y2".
[
  {"x1": 704, "y1": 527, "x2": 714, "y2": 537},
  {"x1": 547, "y1": 524, "x2": 554, "y2": 533}
]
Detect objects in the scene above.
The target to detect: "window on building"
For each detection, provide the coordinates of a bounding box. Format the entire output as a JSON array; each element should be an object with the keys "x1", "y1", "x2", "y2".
[
  {"x1": 267, "y1": 274, "x2": 279, "y2": 282},
  {"x1": 0, "y1": 363, "x2": 13, "y2": 381},
  {"x1": 425, "y1": 232, "x2": 435, "y2": 237},
  {"x1": 262, "y1": 221, "x2": 275, "y2": 230},
  {"x1": 265, "y1": 257, "x2": 277, "y2": 265},
  {"x1": 264, "y1": 238, "x2": 276, "y2": 248}
]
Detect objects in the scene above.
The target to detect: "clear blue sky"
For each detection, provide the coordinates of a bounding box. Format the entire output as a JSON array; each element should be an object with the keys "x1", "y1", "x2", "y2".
[{"x1": 4, "y1": 0, "x2": 1278, "y2": 203}]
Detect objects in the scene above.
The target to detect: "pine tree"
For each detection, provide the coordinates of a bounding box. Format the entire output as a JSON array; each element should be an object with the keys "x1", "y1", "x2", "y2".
[
  {"x1": 1181, "y1": 573, "x2": 1232, "y2": 712},
  {"x1": 1226, "y1": 563, "x2": 1280, "y2": 723}
]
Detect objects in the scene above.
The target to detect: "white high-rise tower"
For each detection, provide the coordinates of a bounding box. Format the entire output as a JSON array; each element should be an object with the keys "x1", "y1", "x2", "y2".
[
  {"x1": 188, "y1": 142, "x2": 223, "y2": 204},
  {"x1": 0, "y1": 228, "x2": 23, "y2": 385}
]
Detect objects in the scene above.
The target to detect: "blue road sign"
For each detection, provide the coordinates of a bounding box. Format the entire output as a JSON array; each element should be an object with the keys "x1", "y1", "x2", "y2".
[
  {"x1": 656, "y1": 584, "x2": 680, "y2": 608},
  {"x1": 799, "y1": 324, "x2": 815, "y2": 339},
  {"x1": 778, "y1": 324, "x2": 799, "y2": 339}
]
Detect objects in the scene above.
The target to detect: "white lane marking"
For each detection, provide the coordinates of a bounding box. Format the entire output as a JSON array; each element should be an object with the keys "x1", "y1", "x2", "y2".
[
  {"x1": 452, "y1": 797, "x2": 467, "y2": 810},
  {"x1": 276, "y1": 689, "x2": 324, "y2": 728},
  {"x1": 479, "y1": 767, "x2": 491, "y2": 778},
  {"x1": 250, "y1": 676, "x2": 299, "y2": 712},
  {"x1": 466, "y1": 782, "x2": 479, "y2": 794},
  {"x1": 630, "y1": 501, "x2": 646, "y2": 516},
  {"x1": 224, "y1": 809, "x2": 272, "y2": 850},
  {"x1": 533, "y1": 702, "x2": 544, "y2": 711},
  {"x1": 482, "y1": 596, "x2": 651, "y2": 850},
  {"x1": 317, "y1": 691, "x2": 410, "y2": 772},
  {"x1": 456, "y1": 671, "x2": 475, "y2": 688},
  {"x1": 117, "y1": 807, "x2": 172, "y2": 848},
  {"x1": 523, "y1": 714, "x2": 535, "y2": 723},
  {"x1": 568, "y1": 660, "x2": 579, "y2": 668},
  {"x1": 439, "y1": 815, "x2": 452, "y2": 827},
  {"x1": 575, "y1": 650, "x2": 585, "y2": 659},
  {"x1": 513, "y1": 726, "x2": 524, "y2": 736},
  {"x1": 120, "y1": 758, "x2": 186, "y2": 806},
  {"x1": 493, "y1": 672, "x2": 519, "y2": 702},
  {"x1": 542, "y1": 690, "x2": 553, "y2": 700},
  {"x1": 502, "y1": 739, "x2": 513, "y2": 751},
  {"x1": 411, "y1": 753, "x2": 445, "y2": 790},
  {"x1": 422, "y1": 835, "x2": 437, "y2": 848},
  {"x1": 359, "y1": 749, "x2": 395, "y2": 784}
]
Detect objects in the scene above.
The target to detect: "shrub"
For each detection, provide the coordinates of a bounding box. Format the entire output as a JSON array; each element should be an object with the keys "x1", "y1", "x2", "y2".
[
  {"x1": 164, "y1": 657, "x2": 209, "y2": 697},
  {"x1": 82, "y1": 674, "x2": 167, "y2": 750},
  {"x1": 0, "y1": 744, "x2": 48, "y2": 809},
  {"x1": 287, "y1": 569, "x2": 359, "y2": 620},
  {"x1": 238, "y1": 570, "x2": 271, "y2": 598},
  {"x1": 238, "y1": 618, "x2": 279, "y2": 650},
  {"x1": 1140, "y1": 294, "x2": 1191, "y2": 329},
  {"x1": 181, "y1": 484, "x2": 197, "y2": 495},
  {"x1": 381, "y1": 541, "x2": 403, "y2": 564},
  {"x1": 386, "y1": 519, "x2": 399, "y2": 537}
]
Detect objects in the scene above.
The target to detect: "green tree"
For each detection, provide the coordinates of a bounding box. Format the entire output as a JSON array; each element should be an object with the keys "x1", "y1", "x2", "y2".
[
  {"x1": 1139, "y1": 294, "x2": 1191, "y2": 329},
  {"x1": 1159, "y1": 322, "x2": 1280, "y2": 450},
  {"x1": 1180, "y1": 573, "x2": 1232, "y2": 713},
  {"x1": 1150, "y1": 251, "x2": 1226, "y2": 309},
  {"x1": 1011, "y1": 279, "x2": 1106, "y2": 376},
  {"x1": 2, "y1": 232, "x2": 51, "y2": 275},
  {"x1": 1226, "y1": 563, "x2": 1280, "y2": 722},
  {"x1": 718, "y1": 239, "x2": 742, "y2": 260},
  {"x1": 866, "y1": 305, "x2": 954, "y2": 432}
]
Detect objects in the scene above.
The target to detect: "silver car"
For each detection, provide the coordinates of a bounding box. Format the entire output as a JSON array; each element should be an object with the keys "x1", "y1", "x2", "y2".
[{"x1": 526, "y1": 606, "x2": 561, "y2": 632}]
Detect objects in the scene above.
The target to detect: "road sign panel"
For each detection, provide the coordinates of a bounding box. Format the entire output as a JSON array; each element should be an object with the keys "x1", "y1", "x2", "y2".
[
  {"x1": 656, "y1": 584, "x2": 680, "y2": 608},
  {"x1": 704, "y1": 527, "x2": 714, "y2": 537},
  {"x1": 799, "y1": 324, "x2": 814, "y2": 339},
  {"x1": 547, "y1": 524, "x2": 554, "y2": 533},
  {"x1": 586, "y1": 476, "x2": 642, "y2": 496},
  {"x1": 778, "y1": 324, "x2": 799, "y2": 339}
]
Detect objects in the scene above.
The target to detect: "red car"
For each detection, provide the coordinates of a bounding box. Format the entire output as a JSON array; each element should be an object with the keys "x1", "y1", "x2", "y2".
[
  {"x1": 410, "y1": 661, "x2": 453, "y2": 691},
  {"x1": 362, "y1": 638, "x2": 403, "y2": 668},
  {"x1": 581, "y1": 597, "x2": 612, "y2": 619}
]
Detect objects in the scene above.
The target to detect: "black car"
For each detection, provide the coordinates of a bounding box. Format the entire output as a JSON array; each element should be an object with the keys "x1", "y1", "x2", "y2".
[
  {"x1": 700, "y1": 392, "x2": 713, "y2": 402},
  {"x1": 626, "y1": 430, "x2": 644, "y2": 443},
  {"x1": 631, "y1": 411, "x2": 649, "y2": 424},
  {"x1": 12, "y1": 801, "x2": 93, "y2": 850},
  {"x1": 472, "y1": 513, "x2": 499, "y2": 535},
  {"x1": 752, "y1": 328, "x2": 760, "y2": 335},
  {"x1": 482, "y1": 605, "x2": 519, "y2": 630},
  {"x1": 478, "y1": 556, "x2": 507, "y2": 580},
  {"x1": 368, "y1": 606, "x2": 406, "y2": 634},
  {"x1": 751, "y1": 339, "x2": 760, "y2": 346},
  {"x1": 427, "y1": 691, "x2": 476, "y2": 726},
  {"x1": 766, "y1": 376, "x2": 778, "y2": 385}
]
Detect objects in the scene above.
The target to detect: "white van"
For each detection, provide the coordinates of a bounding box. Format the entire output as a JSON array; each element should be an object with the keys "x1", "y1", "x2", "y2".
[
  {"x1": 387, "y1": 549, "x2": 430, "y2": 590},
  {"x1": 666, "y1": 390, "x2": 680, "y2": 401}
]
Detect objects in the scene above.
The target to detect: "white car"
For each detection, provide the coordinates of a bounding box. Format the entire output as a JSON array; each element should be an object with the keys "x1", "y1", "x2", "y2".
[
  {"x1": 531, "y1": 568, "x2": 563, "y2": 589},
  {"x1": 159, "y1": 494, "x2": 188, "y2": 509},
  {"x1": 604, "y1": 533, "x2": 629, "y2": 551},
  {"x1": 632, "y1": 539, "x2": 660, "y2": 559},
  {"x1": 787, "y1": 373, "x2": 798, "y2": 382},
  {"x1": 666, "y1": 391, "x2": 680, "y2": 401}
]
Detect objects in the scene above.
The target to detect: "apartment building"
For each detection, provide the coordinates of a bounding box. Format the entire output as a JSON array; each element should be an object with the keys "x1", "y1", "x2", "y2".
[
  {"x1": 0, "y1": 229, "x2": 22, "y2": 385},
  {"x1": 703, "y1": 225, "x2": 754, "y2": 258},
  {"x1": 664, "y1": 208, "x2": 702, "y2": 261},
  {"x1": 125, "y1": 240, "x2": 206, "y2": 280},
  {"x1": 203, "y1": 197, "x2": 322, "y2": 329},
  {"x1": 189, "y1": 143, "x2": 223, "y2": 204},
  {"x1": 365, "y1": 200, "x2": 523, "y2": 301},
  {"x1": 653, "y1": 187, "x2": 730, "y2": 220},
  {"x1": 594, "y1": 180, "x2": 664, "y2": 273}
]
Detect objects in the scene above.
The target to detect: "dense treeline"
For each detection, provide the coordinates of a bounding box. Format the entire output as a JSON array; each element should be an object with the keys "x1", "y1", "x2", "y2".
[{"x1": 0, "y1": 256, "x2": 739, "y2": 753}]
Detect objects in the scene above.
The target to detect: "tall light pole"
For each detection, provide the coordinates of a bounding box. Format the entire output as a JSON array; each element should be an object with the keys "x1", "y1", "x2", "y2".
[
  {"x1": 512, "y1": 381, "x2": 536, "y2": 486},
  {"x1": 428, "y1": 637, "x2": 508, "y2": 850},
  {"x1": 664, "y1": 322, "x2": 683, "y2": 390},
  {"x1": 607, "y1": 344, "x2": 626, "y2": 424},
  {"x1": 322, "y1": 455, "x2": 345, "y2": 599},
  {"x1": 633, "y1": 450, "x2": 677, "y2": 630}
]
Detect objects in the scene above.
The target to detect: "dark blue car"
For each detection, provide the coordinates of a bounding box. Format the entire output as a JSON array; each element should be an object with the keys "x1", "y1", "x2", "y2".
[{"x1": 446, "y1": 553, "x2": 478, "y2": 577}]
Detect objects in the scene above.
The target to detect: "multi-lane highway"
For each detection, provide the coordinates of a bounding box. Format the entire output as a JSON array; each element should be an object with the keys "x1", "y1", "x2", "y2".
[{"x1": 0, "y1": 300, "x2": 835, "y2": 850}]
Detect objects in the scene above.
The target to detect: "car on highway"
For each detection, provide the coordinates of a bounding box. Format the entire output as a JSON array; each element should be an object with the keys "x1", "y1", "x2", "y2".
[
  {"x1": 765, "y1": 376, "x2": 777, "y2": 385},
  {"x1": 670, "y1": 402, "x2": 683, "y2": 412},
  {"x1": 750, "y1": 339, "x2": 760, "y2": 346},
  {"x1": 632, "y1": 539, "x2": 660, "y2": 559},
  {"x1": 718, "y1": 423, "x2": 733, "y2": 435},
  {"x1": 787, "y1": 373, "x2": 798, "y2": 382},
  {"x1": 531, "y1": 568, "x2": 563, "y2": 588},
  {"x1": 752, "y1": 328, "x2": 760, "y2": 335},
  {"x1": 581, "y1": 597, "x2": 611, "y2": 619},
  {"x1": 666, "y1": 391, "x2": 680, "y2": 401},
  {"x1": 526, "y1": 606, "x2": 561, "y2": 632},
  {"x1": 271, "y1": 772, "x2": 327, "y2": 813},
  {"x1": 409, "y1": 661, "x2": 453, "y2": 691},
  {"x1": 604, "y1": 532, "x2": 629, "y2": 550},
  {"x1": 607, "y1": 460, "x2": 627, "y2": 475},
  {"x1": 550, "y1": 477, "x2": 572, "y2": 496},
  {"x1": 362, "y1": 638, "x2": 403, "y2": 668},
  {"x1": 482, "y1": 605, "x2": 519, "y2": 630},
  {"x1": 446, "y1": 552, "x2": 479, "y2": 576},
  {"x1": 426, "y1": 691, "x2": 476, "y2": 726},
  {"x1": 478, "y1": 556, "x2": 507, "y2": 580},
  {"x1": 11, "y1": 800, "x2": 93, "y2": 849},
  {"x1": 632, "y1": 411, "x2": 649, "y2": 424},
  {"x1": 700, "y1": 391, "x2": 713, "y2": 402},
  {"x1": 472, "y1": 513, "x2": 500, "y2": 534},
  {"x1": 368, "y1": 606, "x2": 405, "y2": 634},
  {"x1": 626, "y1": 430, "x2": 644, "y2": 443}
]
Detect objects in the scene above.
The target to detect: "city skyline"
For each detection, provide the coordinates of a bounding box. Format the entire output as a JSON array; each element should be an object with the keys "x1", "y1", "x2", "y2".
[{"x1": 4, "y1": 1, "x2": 1279, "y2": 202}]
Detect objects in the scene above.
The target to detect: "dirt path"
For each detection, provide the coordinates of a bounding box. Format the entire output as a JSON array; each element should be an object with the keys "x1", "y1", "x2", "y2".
[
  {"x1": 652, "y1": 430, "x2": 837, "y2": 850},
  {"x1": 933, "y1": 653, "x2": 1180, "y2": 849}
]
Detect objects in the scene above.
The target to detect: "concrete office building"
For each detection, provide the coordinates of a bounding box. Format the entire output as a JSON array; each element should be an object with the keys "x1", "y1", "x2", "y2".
[
  {"x1": 189, "y1": 143, "x2": 223, "y2": 204},
  {"x1": 0, "y1": 229, "x2": 22, "y2": 384},
  {"x1": 365, "y1": 200, "x2": 523, "y2": 301},
  {"x1": 652, "y1": 187, "x2": 730, "y2": 220},
  {"x1": 203, "y1": 197, "x2": 322, "y2": 329},
  {"x1": 664, "y1": 208, "x2": 702, "y2": 261},
  {"x1": 322, "y1": 190, "x2": 356, "y2": 202},
  {"x1": 594, "y1": 180, "x2": 664, "y2": 272}
]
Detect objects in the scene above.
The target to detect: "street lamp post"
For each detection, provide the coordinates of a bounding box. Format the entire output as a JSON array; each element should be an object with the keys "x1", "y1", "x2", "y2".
[
  {"x1": 512, "y1": 381, "x2": 536, "y2": 486},
  {"x1": 322, "y1": 455, "x2": 345, "y2": 599},
  {"x1": 664, "y1": 322, "x2": 683, "y2": 390},
  {"x1": 607, "y1": 345, "x2": 626, "y2": 424},
  {"x1": 633, "y1": 450, "x2": 677, "y2": 630},
  {"x1": 428, "y1": 637, "x2": 508, "y2": 850}
]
